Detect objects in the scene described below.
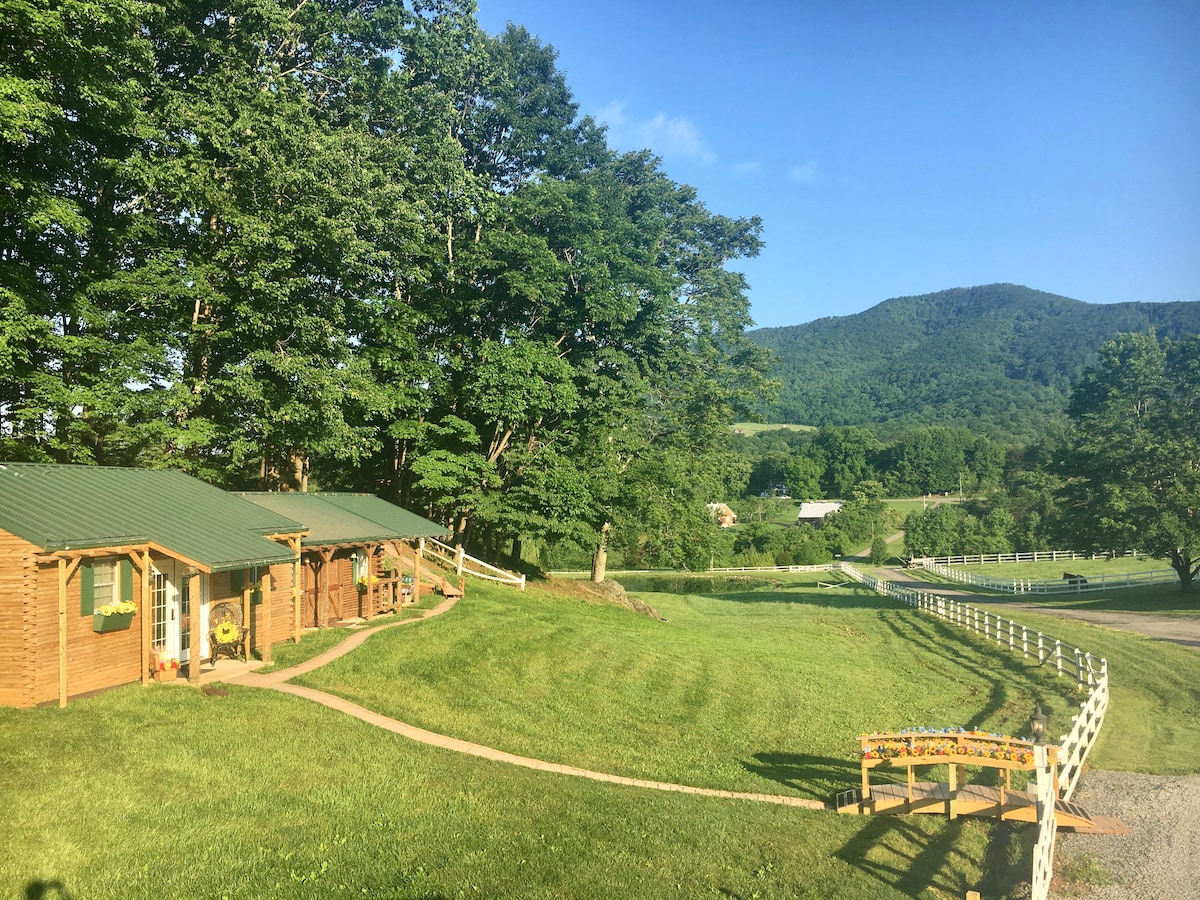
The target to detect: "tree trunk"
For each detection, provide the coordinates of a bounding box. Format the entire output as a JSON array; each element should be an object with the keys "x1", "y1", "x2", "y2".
[
  {"x1": 590, "y1": 521, "x2": 611, "y2": 583},
  {"x1": 1170, "y1": 549, "x2": 1195, "y2": 592}
]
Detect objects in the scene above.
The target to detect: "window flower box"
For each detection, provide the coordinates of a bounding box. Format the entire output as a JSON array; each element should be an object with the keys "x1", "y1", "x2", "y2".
[{"x1": 93, "y1": 611, "x2": 134, "y2": 633}]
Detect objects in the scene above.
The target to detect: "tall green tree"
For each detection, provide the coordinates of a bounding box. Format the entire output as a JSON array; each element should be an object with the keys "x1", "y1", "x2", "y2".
[
  {"x1": 1060, "y1": 331, "x2": 1200, "y2": 591},
  {"x1": 0, "y1": 0, "x2": 159, "y2": 462},
  {"x1": 131, "y1": 0, "x2": 408, "y2": 485}
]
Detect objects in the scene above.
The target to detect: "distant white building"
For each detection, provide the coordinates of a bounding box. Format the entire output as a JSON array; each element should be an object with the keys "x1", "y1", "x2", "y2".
[{"x1": 796, "y1": 501, "x2": 842, "y2": 525}]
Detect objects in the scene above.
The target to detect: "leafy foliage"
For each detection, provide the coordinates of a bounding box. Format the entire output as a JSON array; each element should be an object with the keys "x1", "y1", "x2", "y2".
[
  {"x1": 1059, "y1": 331, "x2": 1200, "y2": 591},
  {"x1": 0, "y1": 0, "x2": 771, "y2": 567}
]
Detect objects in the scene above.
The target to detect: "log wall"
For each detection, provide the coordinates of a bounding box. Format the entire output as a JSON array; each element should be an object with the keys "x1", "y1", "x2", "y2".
[
  {"x1": 0, "y1": 530, "x2": 36, "y2": 707},
  {"x1": 248, "y1": 561, "x2": 297, "y2": 648}
]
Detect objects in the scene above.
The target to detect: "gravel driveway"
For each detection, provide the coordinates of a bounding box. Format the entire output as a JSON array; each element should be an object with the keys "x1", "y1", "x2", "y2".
[{"x1": 1049, "y1": 769, "x2": 1200, "y2": 899}]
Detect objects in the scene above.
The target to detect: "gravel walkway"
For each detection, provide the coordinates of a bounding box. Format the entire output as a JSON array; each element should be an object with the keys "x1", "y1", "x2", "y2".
[{"x1": 1049, "y1": 769, "x2": 1200, "y2": 899}]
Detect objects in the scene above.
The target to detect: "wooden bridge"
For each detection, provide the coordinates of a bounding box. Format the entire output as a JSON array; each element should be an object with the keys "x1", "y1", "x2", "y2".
[{"x1": 835, "y1": 730, "x2": 1127, "y2": 835}]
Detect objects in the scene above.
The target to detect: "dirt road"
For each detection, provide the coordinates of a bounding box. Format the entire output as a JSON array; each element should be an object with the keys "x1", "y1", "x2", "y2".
[{"x1": 873, "y1": 567, "x2": 1200, "y2": 652}]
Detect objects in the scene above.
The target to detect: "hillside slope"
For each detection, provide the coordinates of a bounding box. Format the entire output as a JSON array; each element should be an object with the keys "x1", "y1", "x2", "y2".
[{"x1": 747, "y1": 284, "x2": 1200, "y2": 441}]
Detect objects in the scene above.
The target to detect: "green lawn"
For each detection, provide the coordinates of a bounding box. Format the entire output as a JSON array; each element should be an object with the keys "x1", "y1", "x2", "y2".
[
  {"x1": 732, "y1": 422, "x2": 816, "y2": 436},
  {"x1": 3, "y1": 574, "x2": 1196, "y2": 898}
]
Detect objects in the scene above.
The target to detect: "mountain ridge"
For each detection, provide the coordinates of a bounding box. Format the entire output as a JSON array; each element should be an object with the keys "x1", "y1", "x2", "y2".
[{"x1": 747, "y1": 283, "x2": 1200, "y2": 442}]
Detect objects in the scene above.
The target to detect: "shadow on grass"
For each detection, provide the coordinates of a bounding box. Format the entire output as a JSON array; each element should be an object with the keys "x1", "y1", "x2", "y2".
[
  {"x1": 873, "y1": 605, "x2": 1066, "y2": 739},
  {"x1": 836, "y1": 815, "x2": 981, "y2": 898},
  {"x1": 741, "y1": 751, "x2": 860, "y2": 801},
  {"x1": 24, "y1": 881, "x2": 74, "y2": 899}
]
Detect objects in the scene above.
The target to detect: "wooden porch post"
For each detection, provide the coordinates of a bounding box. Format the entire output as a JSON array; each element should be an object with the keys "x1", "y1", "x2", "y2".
[
  {"x1": 241, "y1": 568, "x2": 251, "y2": 663},
  {"x1": 187, "y1": 568, "x2": 201, "y2": 685},
  {"x1": 260, "y1": 569, "x2": 272, "y2": 663},
  {"x1": 364, "y1": 543, "x2": 379, "y2": 621},
  {"x1": 413, "y1": 542, "x2": 422, "y2": 605},
  {"x1": 139, "y1": 550, "x2": 151, "y2": 685},
  {"x1": 290, "y1": 538, "x2": 302, "y2": 642},
  {"x1": 58, "y1": 558, "x2": 68, "y2": 708},
  {"x1": 317, "y1": 549, "x2": 334, "y2": 627}
]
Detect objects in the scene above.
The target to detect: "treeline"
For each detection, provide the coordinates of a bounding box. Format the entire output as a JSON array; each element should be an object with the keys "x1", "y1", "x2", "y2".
[
  {"x1": 717, "y1": 422, "x2": 1060, "y2": 566},
  {"x1": 1, "y1": 0, "x2": 772, "y2": 569},
  {"x1": 735, "y1": 424, "x2": 1005, "y2": 499}
]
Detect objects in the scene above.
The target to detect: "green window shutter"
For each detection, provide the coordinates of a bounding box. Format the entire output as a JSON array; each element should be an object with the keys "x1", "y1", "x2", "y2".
[
  {"x1": 231, "y1": 569, "x2": 244, "y2": 593},
  {"x1": 80, "y1": 561, "x2": 95, "y2": 616},
  {"x1": 119, "y1": 559, "x2": 133, "y2": 603}
]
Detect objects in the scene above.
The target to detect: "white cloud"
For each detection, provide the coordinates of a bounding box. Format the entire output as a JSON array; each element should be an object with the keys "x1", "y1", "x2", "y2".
[
  {"x1": 731, "y1": 160, "x2": 762, "y2": 177},
  {"x1": 595, "y1": 101, "x2": 716, "y2": 165},
  {"x1": 789, "y1": 160, "x2": 825, "y2": 184}
]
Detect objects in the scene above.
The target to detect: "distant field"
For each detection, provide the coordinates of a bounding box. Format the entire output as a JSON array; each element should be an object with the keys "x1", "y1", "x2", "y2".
[{"x1": 731, "y1": 422, "x2": 816, "y2": 435}]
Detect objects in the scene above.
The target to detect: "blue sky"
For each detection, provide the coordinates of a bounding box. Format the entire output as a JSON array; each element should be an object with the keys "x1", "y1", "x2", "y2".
[{"x1": 475, "y1": 0, "x2": 1199, "y2": 328}]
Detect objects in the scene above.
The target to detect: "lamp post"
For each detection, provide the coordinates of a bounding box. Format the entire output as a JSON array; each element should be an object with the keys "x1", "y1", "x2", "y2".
[{"x1": 1030, "y1": 703, "x2": 1048, "y2": 744}]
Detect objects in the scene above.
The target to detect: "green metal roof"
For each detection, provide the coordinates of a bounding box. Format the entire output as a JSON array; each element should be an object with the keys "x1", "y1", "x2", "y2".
[
  {"x1": 0, "y1": 463, "x2": 303, "y2": 571},
  {"x1": 238, "y1": 492, "x2": 449, "y2": 545}
]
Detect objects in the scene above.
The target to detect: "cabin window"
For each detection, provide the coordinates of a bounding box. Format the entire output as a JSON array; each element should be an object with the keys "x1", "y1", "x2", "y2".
[
  {"x1": 81, "y1": 557, "x2": 134, "y2": 615},
  {"x1": 92, "y1": 561, "x2": 115, "y2": 609}
]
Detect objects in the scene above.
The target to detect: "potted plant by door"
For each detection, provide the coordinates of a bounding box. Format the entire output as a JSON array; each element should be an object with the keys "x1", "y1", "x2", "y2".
[{"x1": 154, "y1": 657, "x2": 181, "y2": 682}]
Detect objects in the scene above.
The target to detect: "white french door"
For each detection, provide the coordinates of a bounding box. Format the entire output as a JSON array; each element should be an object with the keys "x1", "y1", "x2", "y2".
[{"x1": 151, "y1": 560, "x2": 209, "y2": 664}]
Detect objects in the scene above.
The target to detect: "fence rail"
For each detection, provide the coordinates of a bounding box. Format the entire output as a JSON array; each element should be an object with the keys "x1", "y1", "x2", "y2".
[
  {"x1": 912, "y1": 549, "x2": 1137, "y2": 567},
  {"x1": 912, "y1": 560, "x2": 1177, "y2": 594},
  {"x1": 423, "y1": 538, "x2": 526, "y2": 590}
]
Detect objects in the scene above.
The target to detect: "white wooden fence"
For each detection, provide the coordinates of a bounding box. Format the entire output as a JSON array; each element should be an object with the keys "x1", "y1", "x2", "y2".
[
  {"x1": 912, "y1": 549, "x2": 1137, "y2": 567},
  {"x1": 422, "y1": 538, "x2": 526, "y2": 590},
  {"x1": 912, "y1": 559, "x2": 1177, "y2": 594},
  {"x1": 841, "y1": 564, "x2": 1109, "y2": 900}
]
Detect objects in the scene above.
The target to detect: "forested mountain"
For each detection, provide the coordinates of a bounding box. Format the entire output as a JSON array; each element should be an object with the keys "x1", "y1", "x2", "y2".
[{"x1": 747, "y1": 284, "x2": 1200, "y2": 442}]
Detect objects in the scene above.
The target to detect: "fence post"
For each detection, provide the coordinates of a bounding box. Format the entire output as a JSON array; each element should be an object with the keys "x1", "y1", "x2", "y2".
[
  {"x1": 1038, "y1": 632, "x2": 1045, "y2": 664},
  {"x1": 1030, "y1": 744, "x2": 1057, "y2": 900},
  {"x1": 1055, "y1": 640, "x2": 1063, "y2": 677}
]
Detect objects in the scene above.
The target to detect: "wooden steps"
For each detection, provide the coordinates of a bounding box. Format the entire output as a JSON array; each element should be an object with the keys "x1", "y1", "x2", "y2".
[{"x1": 835, "y1": 781, "x2": 1127, "y2": 833}]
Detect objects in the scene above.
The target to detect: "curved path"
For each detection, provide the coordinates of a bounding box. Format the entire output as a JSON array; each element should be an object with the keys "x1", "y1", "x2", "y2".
[
  {"x1": 874, "y1": 567, "x2": 1200, "y2": 652},
  {"x1": 226, "y1": 596, "x2": 826, "y2": 811}
]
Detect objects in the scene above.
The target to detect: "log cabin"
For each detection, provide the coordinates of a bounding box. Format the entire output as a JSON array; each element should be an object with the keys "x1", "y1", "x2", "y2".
[
  {"x1": 237, "y1": 492, "x2": 452, "y2": 626},
  {"x1": 0, "y1": 463, "x2": 308, "y2": 708}
]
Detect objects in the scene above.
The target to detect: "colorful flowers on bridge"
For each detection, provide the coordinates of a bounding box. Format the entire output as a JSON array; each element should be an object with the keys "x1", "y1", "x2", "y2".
[{"x1": 859, "y1": 727, "x2": 1035, "y2": 765}]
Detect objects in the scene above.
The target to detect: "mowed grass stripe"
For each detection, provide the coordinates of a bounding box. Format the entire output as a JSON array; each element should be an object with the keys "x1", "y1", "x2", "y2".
[{"x1": 296, "y1": 576, "x2": 1081, "y2": 798}]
